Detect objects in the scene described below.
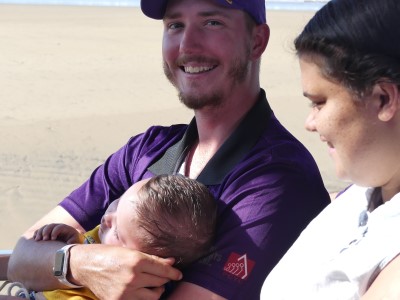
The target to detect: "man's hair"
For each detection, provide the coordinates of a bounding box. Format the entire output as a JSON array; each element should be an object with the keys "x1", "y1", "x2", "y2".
[
  {"x1": 134, "y1": 174, "x2": 217, "y2": 268},
  {"x1": 294, "y1": 0, "x2": 400, "y2": 99}
]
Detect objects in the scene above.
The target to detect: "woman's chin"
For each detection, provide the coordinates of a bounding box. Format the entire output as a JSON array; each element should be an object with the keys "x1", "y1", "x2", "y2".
[{"x1": 335, "y1": 168, "x2": 350, "y2": 182}]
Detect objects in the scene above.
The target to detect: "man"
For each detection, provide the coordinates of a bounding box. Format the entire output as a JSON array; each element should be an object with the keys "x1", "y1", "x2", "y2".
[{"x1": 8, "y1": 0, "x2": 330, "y2": 299}]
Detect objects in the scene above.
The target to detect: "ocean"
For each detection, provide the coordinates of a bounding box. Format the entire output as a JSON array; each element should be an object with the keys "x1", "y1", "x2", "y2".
[{"x1": 0, "y1": 0, "x2": 329, "y2": 11}]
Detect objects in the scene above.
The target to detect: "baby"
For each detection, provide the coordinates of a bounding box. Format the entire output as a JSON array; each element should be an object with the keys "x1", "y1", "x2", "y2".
[{"x1": 33, "y1": 174, "x2": 217, "y2": 300}]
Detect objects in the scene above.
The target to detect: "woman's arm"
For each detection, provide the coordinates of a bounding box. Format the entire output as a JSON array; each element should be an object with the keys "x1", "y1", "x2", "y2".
[{"x1": 362, "y1": 254, "x2": 400, "y2": 300}]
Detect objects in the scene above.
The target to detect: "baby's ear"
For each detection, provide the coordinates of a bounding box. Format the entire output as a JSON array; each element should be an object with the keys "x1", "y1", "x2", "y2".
[{"x1": 375, "y1": 81, "x2": 400, "y2": 122}]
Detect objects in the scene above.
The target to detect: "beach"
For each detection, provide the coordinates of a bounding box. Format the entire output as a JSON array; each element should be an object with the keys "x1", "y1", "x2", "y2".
[{"x1": 0, "y1": 4, "x2": 348, "y2": 249}]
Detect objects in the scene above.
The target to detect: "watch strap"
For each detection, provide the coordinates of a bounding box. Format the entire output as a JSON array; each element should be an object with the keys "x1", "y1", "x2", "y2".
[{"x1": 54, "y1": 244, "x2": 83, "y2": 289}]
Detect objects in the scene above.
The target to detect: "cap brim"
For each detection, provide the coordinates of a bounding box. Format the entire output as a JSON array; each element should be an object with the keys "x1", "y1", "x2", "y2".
[
  {"x1": 140, "y1": 0, "x2": 265, "y2": 24},
  {"x1": 141, "y1": 0, "x2": 169, "y2": 20}
]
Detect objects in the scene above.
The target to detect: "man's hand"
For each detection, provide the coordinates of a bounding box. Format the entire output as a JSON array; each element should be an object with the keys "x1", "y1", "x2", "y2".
[
  {"x1": 9, "y1": 206, "x2": 182, "y2": 299},
  {"x1": 69, "y1": 244, "x2": 182, "y2": 300},
  {"x1": 33, "y1": 223, "x2": 82, "y2": 244}
]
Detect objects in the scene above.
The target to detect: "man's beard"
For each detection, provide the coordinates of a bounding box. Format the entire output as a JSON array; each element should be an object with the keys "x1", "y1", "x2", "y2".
[{"x1": 163, "y1": 50, "x2": 250, "y2": 110}]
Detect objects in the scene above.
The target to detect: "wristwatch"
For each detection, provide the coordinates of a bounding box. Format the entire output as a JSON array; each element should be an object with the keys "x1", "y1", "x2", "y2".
[{"x1": 53, "y1": 244, "x2": 83, "y2": 288}]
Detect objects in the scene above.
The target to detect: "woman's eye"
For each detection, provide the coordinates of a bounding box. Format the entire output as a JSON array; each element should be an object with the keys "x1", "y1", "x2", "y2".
[{"x1": 310, "y1": 101, "x2": 325, "y2": 110}]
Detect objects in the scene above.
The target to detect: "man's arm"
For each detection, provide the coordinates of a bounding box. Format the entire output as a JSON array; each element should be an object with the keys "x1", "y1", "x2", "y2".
[
  {"x1": 8, "y1": 206, "x2": 82, "y2": 290},
  {"x1": 8, "y1": 206, "x2": 182, "y2": 300},
  {"x1": 362, "y1": 254, "x2": 400, "y2": 300},
  {"x1": 0, "y1": 252, "x2": 10, "y2": 280}
]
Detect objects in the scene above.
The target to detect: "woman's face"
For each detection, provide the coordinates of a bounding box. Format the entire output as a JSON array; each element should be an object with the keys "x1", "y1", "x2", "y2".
[{"x1": 299, "y1": 56, "x2": 389, "y2": 187}]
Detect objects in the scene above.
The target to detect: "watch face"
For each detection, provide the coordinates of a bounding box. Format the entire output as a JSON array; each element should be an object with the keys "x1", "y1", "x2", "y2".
[{"x1": 53, "y1": 250, "x2": 64, "y2": 277}]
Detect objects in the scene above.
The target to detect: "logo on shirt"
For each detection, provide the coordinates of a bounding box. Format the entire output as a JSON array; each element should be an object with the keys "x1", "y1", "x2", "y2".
[
  {"x1": 198, "y1": 248, "x2": 222, "y2": 266},
  {"x1": 223, "y1": 252, "x2": 255, "y2": 280}
]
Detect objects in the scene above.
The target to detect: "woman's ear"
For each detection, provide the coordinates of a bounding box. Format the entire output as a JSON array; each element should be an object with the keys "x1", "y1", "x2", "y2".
[
  {"x1": 251, "y1": 24, "x2": 269, "y2": 60},
  {"x1": 375, "y1": 81, "x2": 400, "y2": 122}
]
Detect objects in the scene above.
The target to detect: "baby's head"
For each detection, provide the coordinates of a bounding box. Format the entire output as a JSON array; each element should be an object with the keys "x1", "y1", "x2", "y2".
[{"x1": 99, "y1": 175, "x2": 217, "y2": 268}]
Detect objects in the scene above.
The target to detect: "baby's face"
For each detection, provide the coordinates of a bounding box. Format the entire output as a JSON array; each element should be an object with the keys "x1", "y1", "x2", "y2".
[{"x1": 98, "y1": 178, "x2": 150, "y2": 249}]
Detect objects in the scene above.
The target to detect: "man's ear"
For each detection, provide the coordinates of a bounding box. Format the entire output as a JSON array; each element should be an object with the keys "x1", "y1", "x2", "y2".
[
  {"x1": 375, "y1": 81, "x2": 400, "y2": 122},
  {"x1": 251, "y1": 24, "x2": 269, "y2": 60}
]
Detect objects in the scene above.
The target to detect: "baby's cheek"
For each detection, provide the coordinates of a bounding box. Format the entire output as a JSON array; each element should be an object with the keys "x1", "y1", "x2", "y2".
[{"x1": 106, "y1": 236, "x2": 122, "y2": 247}]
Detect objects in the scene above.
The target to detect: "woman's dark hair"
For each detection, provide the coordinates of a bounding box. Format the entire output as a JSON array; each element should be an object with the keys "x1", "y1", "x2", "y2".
[
  {"x1": 295, "y1": 0, "x2": 400, "y2": 98},
  {"x1": 134, "y1": 174, "x2": 217, "y2": 269}
]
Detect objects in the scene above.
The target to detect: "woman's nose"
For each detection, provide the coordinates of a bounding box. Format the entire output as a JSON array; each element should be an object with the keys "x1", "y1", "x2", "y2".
[{"x1": 305, "y1": 109, "x2": 317, "y2": 132}]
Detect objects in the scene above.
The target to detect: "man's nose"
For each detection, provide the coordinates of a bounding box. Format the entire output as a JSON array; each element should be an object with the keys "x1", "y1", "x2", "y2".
[{"x1": 180, "y1": 25, "x2": 203, "y2": 54}]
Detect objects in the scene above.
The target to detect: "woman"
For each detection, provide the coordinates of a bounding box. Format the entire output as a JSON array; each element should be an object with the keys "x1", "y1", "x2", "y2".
[{"x1": 261, "y1": 0, "x2": 400, "y2": 299}]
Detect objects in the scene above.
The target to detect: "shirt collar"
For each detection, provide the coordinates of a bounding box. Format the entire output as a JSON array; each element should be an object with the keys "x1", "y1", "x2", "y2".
[{"x1": 148, "y1": 89, "x2": 272, "y2": 185}]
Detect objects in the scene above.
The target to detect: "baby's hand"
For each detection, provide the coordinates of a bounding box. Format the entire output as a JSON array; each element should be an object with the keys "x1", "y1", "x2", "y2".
[{"x1": 33, "y1": 223, "x2": 81, "y2": 244}]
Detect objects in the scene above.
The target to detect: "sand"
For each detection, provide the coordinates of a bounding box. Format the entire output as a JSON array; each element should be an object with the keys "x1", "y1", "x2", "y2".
[{"x1": 0, "y1": 4, "x2": 348, "y2": 249}]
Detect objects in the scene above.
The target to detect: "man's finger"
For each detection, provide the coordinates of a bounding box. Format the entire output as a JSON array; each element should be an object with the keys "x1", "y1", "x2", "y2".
[{"x1": 141, "y1": 254, "x2": 182, "y2": 281}]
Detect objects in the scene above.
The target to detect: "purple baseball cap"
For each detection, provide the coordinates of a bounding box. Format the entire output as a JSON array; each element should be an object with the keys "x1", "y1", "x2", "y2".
[{"x1": 140, "y1": 0, "x2": 266, "y2": 25}]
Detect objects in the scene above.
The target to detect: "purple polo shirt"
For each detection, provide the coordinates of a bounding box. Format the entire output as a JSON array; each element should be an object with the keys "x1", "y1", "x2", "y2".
[{"x1": 60, "y1": 89, "x2": 330, "y2": 299}]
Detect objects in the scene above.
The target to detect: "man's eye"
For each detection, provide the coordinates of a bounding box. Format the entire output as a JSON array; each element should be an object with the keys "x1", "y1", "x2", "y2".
[
  {"x1": 206, "y1": 20, "x2": 221, "y2": 26},
  {"x1": 168, "y1": 22, "x2": 183, "y2": 30}
]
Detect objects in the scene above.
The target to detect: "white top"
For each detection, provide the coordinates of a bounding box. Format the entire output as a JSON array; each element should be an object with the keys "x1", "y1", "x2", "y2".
[{"x1": 261, "y1": 185, "x2": 400, "y2": 300}]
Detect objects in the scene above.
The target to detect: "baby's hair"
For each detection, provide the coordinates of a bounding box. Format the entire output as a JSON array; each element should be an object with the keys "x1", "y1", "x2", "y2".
[{"x1": 134, "y1": 174, "x2": 217, "y2": 268}]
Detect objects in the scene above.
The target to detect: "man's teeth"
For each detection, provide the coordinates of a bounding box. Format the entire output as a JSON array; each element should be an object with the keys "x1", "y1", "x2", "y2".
[{"x1": 184, "y1": 66, "x2": 213, "y2": 73}]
